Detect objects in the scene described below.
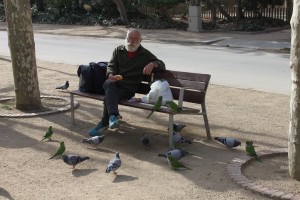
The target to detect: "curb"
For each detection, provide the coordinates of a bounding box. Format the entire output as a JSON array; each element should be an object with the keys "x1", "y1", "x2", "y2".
[
  {"x1": 0, "y1": 95, "x2": 79, "y2": 118},
  {"x1": 227, "y1": 148, "x2": 300, "y2": 200}
]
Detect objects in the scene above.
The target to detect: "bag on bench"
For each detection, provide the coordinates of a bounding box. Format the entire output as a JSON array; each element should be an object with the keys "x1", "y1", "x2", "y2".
[{"x1": 77, "y1": 62, "x2": 108, "y2": 94}]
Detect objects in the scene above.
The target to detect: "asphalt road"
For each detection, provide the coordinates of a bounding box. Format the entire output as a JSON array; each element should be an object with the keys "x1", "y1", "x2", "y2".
[{"x1": 0, "y1": 31, "x2": 291, "y2": 95}]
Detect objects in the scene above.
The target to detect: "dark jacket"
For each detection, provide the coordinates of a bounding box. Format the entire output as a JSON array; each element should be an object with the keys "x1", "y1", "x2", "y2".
[{"x1": 106, "y1": 45, "x2": 166, "y2": 94}]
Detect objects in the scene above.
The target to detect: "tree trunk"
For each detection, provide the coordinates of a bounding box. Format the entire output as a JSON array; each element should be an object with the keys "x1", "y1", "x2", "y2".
[
  {"x1": 112, "y1": 0, "x2": 129, "y2": 25},
  {"x1": 214, "y1": 1, "x2": 233, "y2": 22},
  {"x1": 209, "y1": 0, "x2": 217, "y2": 26},
  {"x1": 289, "y1": 0, "x2": 300, "y2": 181},
  {"x1": 3, "y1": 0, "x2": 42, "y2": 111},
  {"x1": 286, "y1": 0, "x2": 293, "y2": 22},
  {"x1": 236, "y1": 0, "x2": 243, "y2": 21}
]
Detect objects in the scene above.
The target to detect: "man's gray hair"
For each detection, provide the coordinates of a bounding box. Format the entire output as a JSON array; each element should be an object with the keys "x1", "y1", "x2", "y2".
[{"x1": 127, "y1": 28, "x2": 142, "y2": 38}]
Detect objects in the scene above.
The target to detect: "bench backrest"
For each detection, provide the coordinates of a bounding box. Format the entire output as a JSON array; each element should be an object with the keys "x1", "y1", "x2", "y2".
[{"x1": 137, "y1": 70, "x2": 211, "y2": 104}]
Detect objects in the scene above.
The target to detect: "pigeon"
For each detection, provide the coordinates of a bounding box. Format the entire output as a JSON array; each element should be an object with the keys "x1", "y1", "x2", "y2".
[
  {"x1": 173, "y1": 131, "x2": 192, "y2": 144},
  {"x1": 246, "y1": 140, "x2": 260, "y2": 161},
  {"x1": 165, "y1": 101, "x2": 182, "y2": 113},
  {"x1": 146, "y1": 96, "x2": 162, "y2": 119},
  {"x1": 173, "y1": 123, "x2": 186, "y2": 133},
  {"x1": 106, "y1": 152, "x2": 122, "y2": 175},
  {"x1": 214, "y1": 137, "x2": 241, "y2": 148},
  {"x1": 49, "y1": 141, "x2": 66, "y2": 159},
  {"x1": 41, "y1": 126, "x2": 53, "y2": 141},
  {"x1": 167, "y1": 155, "x2": 192, "y2": 170},
  {"x1": 158, "y1": 149, "x2": 192, "y2": 161},
  {"x1": 141, "y1": 134, "x2": 150, "y2": 149},
  {"x1": 56, "y1": 81, "x2": 69, "y2": 91},
  {"x1": 82, "y1": 135, "x2": 105, "y2": 148},
  {"x1": 62, "y1": 154, "x2": 90, "y2": 169}
]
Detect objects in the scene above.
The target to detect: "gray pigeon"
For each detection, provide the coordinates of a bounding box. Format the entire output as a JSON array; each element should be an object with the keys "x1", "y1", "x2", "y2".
[
  {"x1": 56, "y1": 81, "x2": 69, "y2": 91},
  {"x1": 141, "y1": 134, "x2": 150, "y2": 149},
  {"x1": 158, "y1": 149, "x2": 192, "y2": 160},
  {"x1": 62, "y1": 154, "x2": 89, "y2": 169},
  {"x1": 106, "y1": 152, "x2": 122, "y2": 175},
  {"x1": 173, "y1": 123, "x2": 186, "y2": 132},
  {"x1": 167, "y1": 123, "x2": 186, "y2": 133},
  {"x1": 173, "y1": 132, "x2": 192, "y2": 144},
  {"x1": 214, "y1": 137, "x2": 241, "y2": 148},
  {"x1": 82, "y1": 135, "x2": 105, "y2": 147}
]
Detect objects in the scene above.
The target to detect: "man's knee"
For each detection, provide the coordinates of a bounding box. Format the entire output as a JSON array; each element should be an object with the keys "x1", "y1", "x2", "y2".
[{"x1": 103, "y1": 80, "x2": 117, "y2": 90}]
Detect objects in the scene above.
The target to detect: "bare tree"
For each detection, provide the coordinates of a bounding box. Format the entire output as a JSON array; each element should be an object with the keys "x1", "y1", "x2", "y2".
[
  {"x1": 112, "y1": 0, "x2": 129, "y2": 24},
  {"x1": 289, "y1": 0, "x2": 300, "y2": 180},
  {"x1": 3, "y1": 0, "x2": 42, "y2": 110}
]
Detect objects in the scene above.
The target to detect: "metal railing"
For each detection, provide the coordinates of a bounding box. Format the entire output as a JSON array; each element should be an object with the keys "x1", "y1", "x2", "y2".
[{"x1": 135, "y1": 2, "x2": 289, "y2": 21}]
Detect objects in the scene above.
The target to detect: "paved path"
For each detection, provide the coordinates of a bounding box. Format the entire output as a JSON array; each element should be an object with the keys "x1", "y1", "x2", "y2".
[{"x1": 0, "y1": 22, "x2": 291, "y2": 50}]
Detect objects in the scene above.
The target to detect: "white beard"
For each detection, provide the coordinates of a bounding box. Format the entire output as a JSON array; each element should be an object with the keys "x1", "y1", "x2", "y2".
[{"x1": 124, "y1": 39, "x2": 140, "y2": 52}]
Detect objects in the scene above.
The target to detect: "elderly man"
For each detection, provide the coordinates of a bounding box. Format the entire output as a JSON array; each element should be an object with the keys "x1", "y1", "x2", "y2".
[{"x1": 89, "y1": 28, "x2": 166, "y2": 136}]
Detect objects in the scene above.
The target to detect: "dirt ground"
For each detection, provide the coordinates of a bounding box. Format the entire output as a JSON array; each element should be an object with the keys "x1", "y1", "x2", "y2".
[{"x1": 0, "y1": 55, "x2": 298, "y2": 200}]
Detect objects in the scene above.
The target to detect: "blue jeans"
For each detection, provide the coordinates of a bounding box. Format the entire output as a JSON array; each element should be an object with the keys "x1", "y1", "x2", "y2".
[{"x1": 100, "y1": 80, "x2": 134, "y2": 126}]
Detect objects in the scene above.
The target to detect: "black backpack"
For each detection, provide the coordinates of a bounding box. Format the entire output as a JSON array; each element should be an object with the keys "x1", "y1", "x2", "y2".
[{"x1": 77, "y1": 62, "x2": 108, "y2": 94}]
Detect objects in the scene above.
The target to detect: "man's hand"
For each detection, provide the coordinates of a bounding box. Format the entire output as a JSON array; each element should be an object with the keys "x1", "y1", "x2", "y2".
[
  {"x1": 143, "y1": 62, "x2": 156, "y2": 75},
  {"x1": 108, "y1": 74, "x2": 123, "y2": 82}
]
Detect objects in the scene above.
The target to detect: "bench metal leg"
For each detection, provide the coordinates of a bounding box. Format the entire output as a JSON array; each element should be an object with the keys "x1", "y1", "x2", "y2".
[
  {"x1": 168, "y1": 114, "x2": 174, "y2": 150},
  {"x1": 201, "y1": 102, "x2": 211, "y2": 140},
  {"x1": 70, "y1": 93, "x2": 75, "y2": 125}
]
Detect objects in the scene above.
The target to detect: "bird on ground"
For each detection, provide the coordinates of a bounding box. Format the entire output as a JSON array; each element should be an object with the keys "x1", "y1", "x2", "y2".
[
  {"x1": 165, "y1": 101, "x2": 182, "y2": 113},
  {"x1": 62, "y1": 154, "x2": 90, "y2": 169},
  {"x1": 173, "y1": 131, "x2": 192, "y2": 144},
  {"x1": 158, "y1": 149, "x2": 192, "y2": 161},
  {"x1": 146, "y1": 96, "x2": 163, "y2": 119},
  {"x1": 106, "y1": 152, "x2": 122, "y2": 175},
  {"x1": 82, "y1": 135, "x2": 105, "y2": 148},
  {"x1": 214, "y1": 137, "x2": 241, "y2": 148},
  {"x1": 167, "y1": 123, "x2": 187, "y2": 133},
  {"x1": 173, "y1": 123, "x2": 186, "y2": 133},
  {"x1": 246, "y1": 140, "x2": 260, "y2": 161},
  {"x1": 141, "y1": 134, "x2": 150, "y2": 149},
  {"x1": 41, "y1": 126, "x2": 53, "y2": 141},
  {"x1": 49, "y1": 141, "x2": 66, "y2": 159},
  {"x1": 56, "y1": 81, "x2": 69, "y2": 91},
  {"x1": 167, "y1": 155, "x2": 192, "y2": 170}
]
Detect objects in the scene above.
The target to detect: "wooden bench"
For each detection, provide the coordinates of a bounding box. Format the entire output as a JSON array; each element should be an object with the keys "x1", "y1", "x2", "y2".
[{"x1": 70, "y1": 70, "x2": 211, "y2": 149}]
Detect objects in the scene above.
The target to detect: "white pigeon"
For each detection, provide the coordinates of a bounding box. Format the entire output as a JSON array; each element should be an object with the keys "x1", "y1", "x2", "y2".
[
  {"x1": 82, "y1": 135, "x2": 105, "y2": 147},
  {"x1": 105, "y1": 152, "x2": 122, "y2": 175}
]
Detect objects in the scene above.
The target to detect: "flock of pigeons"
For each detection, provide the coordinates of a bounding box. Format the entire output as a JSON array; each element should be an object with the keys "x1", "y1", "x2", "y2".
[
  {"x1": 41, "y1": 122, "x2": 260, "y2": 175},
  {"x1": 52, "y1": 80, "x2": 260, "y2": 173},
  {"x1": 41, "y1": 123, "x2": 197, "y2": 173}
]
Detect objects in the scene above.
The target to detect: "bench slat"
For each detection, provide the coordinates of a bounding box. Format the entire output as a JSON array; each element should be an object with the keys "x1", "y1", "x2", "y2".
[
  {"x1": 165, "y1": 79, "x2": 207, "y2": 91},
  {"x1": 70, "y1": 90, "x2": 201, "y2": 114},
  {"x1": 170, "y1": 88, "x2": 205, "y2": 104},
  {"x1": 154, "y1": 70, "x2": 211, "y2": 83}
]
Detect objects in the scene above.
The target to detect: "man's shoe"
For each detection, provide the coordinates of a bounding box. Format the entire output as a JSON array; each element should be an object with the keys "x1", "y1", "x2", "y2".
[
  {"x1": 109, "y1": 115, "x2": 120, "y2": 129},
  {"x1": 88, "y1": 122, "x2": 108, "y2": 136}
]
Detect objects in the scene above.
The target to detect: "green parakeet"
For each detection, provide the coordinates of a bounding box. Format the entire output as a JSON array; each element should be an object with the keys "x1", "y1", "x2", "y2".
[
  {"x1": 41, "y1": 126, "x2": 53, "y2": 141},
  {"x1": 167, "y1": 155, "x2": 192, "y2": 170},
  {"x1": 49, "y1": 141, "x2": 66, "y2": 159},
  {"x1": 246, "y1": 141, "x2": 260, "y2": 161},
  {"x1": 146, "y1": 96, "x2": 163, "y2": 119},
  {"x1": 165, "y1": 101, "x2": 182, "y2": 113}
]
